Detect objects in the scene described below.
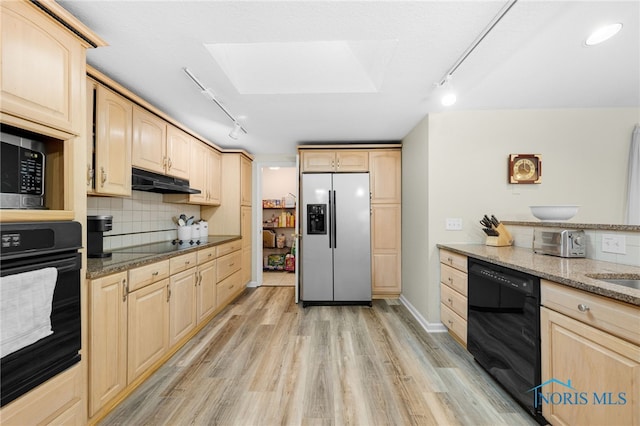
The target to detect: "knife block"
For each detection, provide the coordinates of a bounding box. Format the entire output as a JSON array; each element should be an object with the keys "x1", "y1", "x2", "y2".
[{"x1": 485, "y1": 223, "x2": 513, "y2": 247}]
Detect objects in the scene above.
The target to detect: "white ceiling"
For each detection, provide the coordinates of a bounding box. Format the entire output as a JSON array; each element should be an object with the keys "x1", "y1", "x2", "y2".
[{"x1": 59, "y1": 0, "x2": 640, "y2": 156}]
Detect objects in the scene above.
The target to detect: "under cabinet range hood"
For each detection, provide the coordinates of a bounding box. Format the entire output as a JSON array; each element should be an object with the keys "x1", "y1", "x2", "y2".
[{"x1": 131, "y1": 168, "x2": 201, "y2": 194}]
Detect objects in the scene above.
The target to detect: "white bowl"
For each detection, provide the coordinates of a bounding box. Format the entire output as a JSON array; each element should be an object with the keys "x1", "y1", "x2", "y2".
[{"x1": 529, "y1": 205, "x2": 579, "y2": 221}]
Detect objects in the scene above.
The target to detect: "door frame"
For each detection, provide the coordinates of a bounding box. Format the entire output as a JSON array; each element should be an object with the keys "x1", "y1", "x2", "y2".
[{"x1": 253, "y1": 158, "x2": 298, "y2": 294}]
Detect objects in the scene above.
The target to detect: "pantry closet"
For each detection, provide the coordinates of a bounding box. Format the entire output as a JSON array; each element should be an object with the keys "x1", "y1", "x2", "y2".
[{"x1": 261, "y1": 166, "x2": 297, "y2": 287}]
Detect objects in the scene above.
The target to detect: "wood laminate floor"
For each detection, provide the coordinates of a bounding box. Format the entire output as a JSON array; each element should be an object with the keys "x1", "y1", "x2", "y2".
[{"x1": 100, "y1": 287, "x2": 538, "y2": 426}]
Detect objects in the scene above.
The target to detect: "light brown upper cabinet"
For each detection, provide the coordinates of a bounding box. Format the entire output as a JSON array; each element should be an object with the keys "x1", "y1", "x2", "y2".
[
  {"x1": 1, "y1": 1, "x2": 86, "y2": 135},
  {"x1": 88, "y1": 81, "x2": 132, "y2": 197},
  {"x1": 165, "y1": 125, "x2": 191, "y2": 180},
  {"x1": 131, "y1": 105, "x2": 167, "y2": 174},
  {"x1": 241, "y1": 155, "x2": 252, "y2": 206},
  {"x1": 370, "y1": 150, "x2": 401, "y2": 204},
  {"x1": 300, "y1": 150, "x2": 369, "y2": 173},
  {"x1": 166, "y1": 140, "x2": 220, "y2": 206}
]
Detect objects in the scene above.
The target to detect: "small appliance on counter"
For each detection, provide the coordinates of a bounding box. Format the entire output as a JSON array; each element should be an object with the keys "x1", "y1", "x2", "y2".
[
  {"x1": 87, "y1": 215, "x2": 113, "y2": 258},
  {"x1": 533, "y1": 229, "x2": 586, "y2": 258}
]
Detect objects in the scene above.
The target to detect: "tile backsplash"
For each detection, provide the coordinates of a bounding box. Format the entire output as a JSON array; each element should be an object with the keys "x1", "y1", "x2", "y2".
[
  {"x1": 509, "y1": 225, "x2": 640, "y2": 267},
  {"x1": 88, "y1": 191, "x2": 200, "y2": 251}
]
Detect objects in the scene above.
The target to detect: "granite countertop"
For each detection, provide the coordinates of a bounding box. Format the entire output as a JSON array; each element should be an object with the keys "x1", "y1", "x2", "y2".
[
  {"x1": 437, "y1": 243, "x2": 640, "y2": 307},
  {"x1": 87, "y1": 235, "x2": 241, "y2": 279}
]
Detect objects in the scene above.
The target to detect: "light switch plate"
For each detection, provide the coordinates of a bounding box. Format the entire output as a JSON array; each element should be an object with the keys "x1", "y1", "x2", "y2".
[
  {"x1": 445, "y1": 218, "x2": 463, "y2": 230},
  {"x1": 602, "y1": 234, "x2": 626, "y2": 254}
]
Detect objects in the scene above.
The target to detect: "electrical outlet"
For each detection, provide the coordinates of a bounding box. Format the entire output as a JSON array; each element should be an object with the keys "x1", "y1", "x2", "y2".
[
  {"x1": 445, "y1": 218, "x2": 463, "y2": 230},
  {"x1": 602, "y1": 234, "x2": 626, "y2": 254}
]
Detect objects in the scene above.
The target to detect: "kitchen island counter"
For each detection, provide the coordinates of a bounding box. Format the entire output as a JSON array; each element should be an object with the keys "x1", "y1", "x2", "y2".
[
  {"x1": 437, "y1": 244, "x2": 640, "y2": 306},
  {"x1": 87, "y1": 235, "x2": 241, "y2": 279}
]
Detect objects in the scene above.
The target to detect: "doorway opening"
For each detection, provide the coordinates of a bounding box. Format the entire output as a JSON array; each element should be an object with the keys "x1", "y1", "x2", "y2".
[{"x1": 261, "y1": 166, "x2": 297, "y2": 287}]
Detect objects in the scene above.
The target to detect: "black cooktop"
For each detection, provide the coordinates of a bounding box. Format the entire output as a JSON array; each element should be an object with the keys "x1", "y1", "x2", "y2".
[{"x1": 112, "y1": 238, "x2": 206, "y2": 255}]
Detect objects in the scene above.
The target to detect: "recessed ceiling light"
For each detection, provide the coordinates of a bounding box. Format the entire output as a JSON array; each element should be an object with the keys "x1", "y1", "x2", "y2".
[{"x1": 585, "y1": 23, "x2": 623, "y2": 46}]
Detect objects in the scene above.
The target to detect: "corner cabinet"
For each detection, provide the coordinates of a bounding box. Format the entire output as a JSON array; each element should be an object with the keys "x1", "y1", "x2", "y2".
[
  {"x1": 439, "y1": 249, "x2": 468, "y2": 346},
  {"x1": 298, "y1": 145, "x2": 402, "y2": 297},
  {"x1": 540, "y1": 280, "x2": 639, "y2": 426}
]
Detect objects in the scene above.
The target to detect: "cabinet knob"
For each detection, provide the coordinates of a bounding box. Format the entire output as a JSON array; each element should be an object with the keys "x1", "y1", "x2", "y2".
[
  {"x1": 185, "y1": 260, "x2": 191, "y2": 265},
  {"x1": 448, "y1": 277, "x2": 453, "y2": 283},
  {"x1": 167, "y1": 284, "x2": 171, "y2": 302},
  {"x1": 87, "y1": 166, "x2": 94, "y2": 186},
  {"x1": 577, "y1": 303, "x2": 590, "y2": 312},
  {"x1": 447, "y1": 257, "x2": 453, "y2": 263},
  {"x1": 168, "y1": 157, "x2": 172, "y2": 170},
  {"x1": 152, "y1": 271, "x2": 159, "y2": 276},
  {"x1": 101, "y1": 167, "x2": 107, "y2": 186},
  {"x1": 447, "y1": 298, "x2": 452, "y2": 304}
]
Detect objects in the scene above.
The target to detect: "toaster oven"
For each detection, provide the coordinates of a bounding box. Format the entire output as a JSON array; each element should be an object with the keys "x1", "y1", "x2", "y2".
[
  {"x1": 1, "y1": 131, "x2": 46, "y2": 209},
  {"x1": 533, "y1": 229, "x2": 586, "y2": 258}
]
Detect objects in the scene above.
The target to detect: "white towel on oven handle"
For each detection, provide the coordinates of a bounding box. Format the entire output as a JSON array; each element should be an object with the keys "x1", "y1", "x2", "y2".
[{"x1": 0, "y1": 267, "x2": 58, "y2": 358}]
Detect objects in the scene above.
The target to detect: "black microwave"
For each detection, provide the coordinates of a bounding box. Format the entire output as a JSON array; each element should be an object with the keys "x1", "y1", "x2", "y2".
[{"x1": 1, "y1": 131, "x2": 46, "y2": 209}]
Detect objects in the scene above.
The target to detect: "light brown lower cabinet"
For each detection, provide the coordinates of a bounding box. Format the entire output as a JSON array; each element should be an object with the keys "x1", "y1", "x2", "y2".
[
  {"x1": 88, "y1": 271, "x2": 128, "y2": 417},
  {"x1": 371, "y1": 204, "x2": 401, "y2": 296},
  {"x1": 0, "y1": 364, "x2": 83, "y2": 425},
  {"x1": 127, "y1": 279, "x2": 169, "y2": 383},
  {"x1": 169, "y1": 268, "x2": 197, "y2": 347},
  {"x1": 540, "y1": 307, "x2": 639, "y2": 426},
  {"x1": 88, "y1": 242, "x2": 246, "y2": 421},
  {"x1": 196, "y1": 259, "x2": 217, "y2": 324}
]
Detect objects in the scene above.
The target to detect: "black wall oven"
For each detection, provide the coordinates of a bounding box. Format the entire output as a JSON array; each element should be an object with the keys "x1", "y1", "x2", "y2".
[
  {"x1": 0, "y1": 221, "x2": 82, "y2": 407},
  {"x1": 467, "y1": 258, "x2": 546, "y2": 424}
]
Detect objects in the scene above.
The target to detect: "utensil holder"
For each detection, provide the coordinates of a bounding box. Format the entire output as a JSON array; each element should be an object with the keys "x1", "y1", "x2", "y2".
[
  {"x1": 177, "y1": 226, "x2": 192, "y2": 241},
  {"x1": 486, "y1": 223, "x2": 513, "y2": 247}
]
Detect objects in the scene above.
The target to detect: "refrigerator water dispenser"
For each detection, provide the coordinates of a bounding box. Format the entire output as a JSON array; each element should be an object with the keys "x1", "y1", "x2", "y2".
[{"x1": 307, "y1": 204, "x2": 326, "y2": 234}]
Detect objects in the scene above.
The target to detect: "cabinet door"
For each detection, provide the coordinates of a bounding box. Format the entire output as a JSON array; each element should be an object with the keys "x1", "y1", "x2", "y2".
[
  {"x1": 240, "y1": 155, "x2": 252, "y2": 206},
  {"x1": 1, "y1": 1, "x2": 84, "y2": 134},
  {"x1": 197, "y1": 260, "x2": 217, "y2": 324},
  {"x1": 241, "y1": 205, "x2": 252, "y2": 285},
  {"x1": 89, "y1": 272, "x2": 128, "y2": 416},
  {"x1": 94, "y1": 85, "x2": 132, "y2": 196},
  {"x1": 336, "y1": 151, "x2": 368, "y2": 172},
  {"x1": 169, "y1": 268, "x2": 197, "y2": 347},
  {"x1": 188, "y1": 141, "x2": 208, "y2": 204},
  {"x1": 208, "y1": 148, "x2": 222, "y2": 205},
  {"x1": 370, "y1": 150, "x2": 401, "y2": 203},
  {"x1": 132, "y1": 105, "x2": 166, "y2": 174},
  {"x1": 127, "y1": 279, "x2": 169, "y2": 383},
  {"x1": 166, "y1": 125, "x2": 191, "y2": 180},
  {"x1": 541, "y1": 307, "x2": 640, "y2": 426},
  {"x1": 300, "y1": 151, "x2": 336, "y2": 172},
  {"x1": 371, "y1": 204, "x2": 402, "y2": 296},
  {"x1": 86, "y1": 79, "x2": 96, "y2": 193}
]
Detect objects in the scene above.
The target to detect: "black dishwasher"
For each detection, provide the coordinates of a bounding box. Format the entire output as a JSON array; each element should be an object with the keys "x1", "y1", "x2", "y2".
[{"x1": 467, "y1": 258, "x2": 546, "y2": 424}]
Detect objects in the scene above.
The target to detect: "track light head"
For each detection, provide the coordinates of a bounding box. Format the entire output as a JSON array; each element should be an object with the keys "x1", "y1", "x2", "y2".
[{"x1": 229, "y1": 122, "x2": 242, "y2": 139}]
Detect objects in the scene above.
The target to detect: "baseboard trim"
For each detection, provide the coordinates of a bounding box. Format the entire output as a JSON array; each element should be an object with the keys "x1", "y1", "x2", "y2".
[
  {"x1": 246, "y1": 280, "x2": 259, "y2": 288},
  {"x1": 399, "y1": 294, "x2": 448, "y2": 333}
]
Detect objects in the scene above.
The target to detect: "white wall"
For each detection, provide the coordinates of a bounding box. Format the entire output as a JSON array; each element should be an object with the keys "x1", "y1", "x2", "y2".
[
  {"x1": 402, "y1": 107, "x2": 640, "y2": 324},
  {"x1": 261, "y1": 167, "x2": 297, "y2": 200}
]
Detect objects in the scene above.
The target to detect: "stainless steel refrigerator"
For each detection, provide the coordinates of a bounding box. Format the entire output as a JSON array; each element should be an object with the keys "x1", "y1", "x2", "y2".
[{"x1": 300, "y1": 173, "x2": 371, "y2": 306}]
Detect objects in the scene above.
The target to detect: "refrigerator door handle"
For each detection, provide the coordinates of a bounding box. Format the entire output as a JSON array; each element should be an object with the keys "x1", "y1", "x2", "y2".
[
  {"x1": 328, "y1": 189, "x2": 333, "y2": 248},
  {"x1": 332, "y1": 190, "x2": 337, "y2": 248}
]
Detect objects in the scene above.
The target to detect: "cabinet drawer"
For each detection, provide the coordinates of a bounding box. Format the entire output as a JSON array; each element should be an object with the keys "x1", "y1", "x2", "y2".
[
  {"x1": 216, "y1": 240, "x2": 242, "y2": 257},
  {"x1": 541, "y1": 279, "x2": 640, "y2": 345},
  {"x1": 197, "y1": 246, "x2": 216, "y2": 265},
  {"x1": 439, "y1": 249, "x2": 467, "y2": 273},
  {"x1": 169, "y1": 252, "x2": 197, "y2": 275},
  {"x1": 440, "y1": 283, "x2": 467, "y2": 320},
  {"x1": 0, "y1": 364, "x2": 81, "y2": 425},
  {"x1": 128, "y1": 260, "x2": 169, "y2": 292},
  {"x1": 217, "y1": 251, "x2": 242, "y2": 282},
  {"x1": 440, "y1": 264, "x2": 467, "y2": 297},
  {"x1": 441, "y1": 303, "x2": 467, "y2": 345},
  {"x1": 217, "y1": 271, "x2": 241, "y2": 307}
]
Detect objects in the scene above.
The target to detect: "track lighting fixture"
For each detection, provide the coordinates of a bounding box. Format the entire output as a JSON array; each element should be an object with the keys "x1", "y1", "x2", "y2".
[
  {"x1": 434, "y1": 0, "x2": 518, "y2": 107},
  {"x1": 183, "y1": 67, "x2": 247, "y2": 139}
]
